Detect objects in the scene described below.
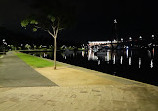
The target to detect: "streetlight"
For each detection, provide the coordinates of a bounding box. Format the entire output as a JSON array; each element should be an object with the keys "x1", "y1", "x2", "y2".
[{"x1": 129, "y1": 37, "x2": 132, "y2": 41}]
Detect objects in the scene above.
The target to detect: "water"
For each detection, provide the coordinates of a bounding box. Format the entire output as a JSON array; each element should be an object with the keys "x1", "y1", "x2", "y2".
[{"x1": 23, "y1": 48, "x2": 158, "y2": 86}]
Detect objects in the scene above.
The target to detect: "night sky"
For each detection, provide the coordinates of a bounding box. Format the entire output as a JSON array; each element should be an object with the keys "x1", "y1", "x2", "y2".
[{"x1": 0, "y1": 0, "x2": 158, "y2": 42}]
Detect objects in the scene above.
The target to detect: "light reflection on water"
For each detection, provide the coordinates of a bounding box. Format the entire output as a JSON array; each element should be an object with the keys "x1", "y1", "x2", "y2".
[
  {"x1": 150, "y1": 59, "x2": 153, "y2": 68},
  {"x1": 25, "y1": 48, "x2": 158, "y2": 86},
  {"x1": 86, "y1": 48, "x2": 156, "y2": 69},
  {"x1": 139, "y1": 58, "x2": 141, "y2": 68}
]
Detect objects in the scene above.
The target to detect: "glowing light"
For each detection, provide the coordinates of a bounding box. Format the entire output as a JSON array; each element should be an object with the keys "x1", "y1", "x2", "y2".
[
  {"x1": 129, "y1": 57, "x2": 131, "y2": 65},
  {"x1": 139, "y1": 36, "x2": 142, "y2": 39},
  {"x1": 107, "y1": 51, "x2": 110, "y2": 63},
  {"x1": 120, "y1": 56, "x2": 123, "y2": 64},
  {"x1": 153, "y1": 48, "x2": 154, "y2": 57},
  {"x1": 98, "y1": 60, "x2": 100, "y2": 65},
  {"x1": 139, "y1": 58, "x2": 141, "y2": 68},
  {"x1": 113, "y1": 55, "x2": 116, "y2": 64},
  {"x1": 114, "y1": 19, "x2": 117, "y2": 23},
  {"x1": 126, "y1": 49, "x2": 129, "y2": 58},
  {"x1": 150, "y1": 59, "x2": 153, "y2": 68},
  {"x1": 82, "y1": 51, "x2": 85, "y2": 57},
  {"x1": 88, "y1": 50, "x2": 98, "y2": 61}
]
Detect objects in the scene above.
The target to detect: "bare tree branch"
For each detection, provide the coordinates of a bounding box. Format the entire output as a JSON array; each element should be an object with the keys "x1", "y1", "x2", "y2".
[
  {"x1": 47, "y1": 30, "x2": 55, "y2": 38},
  {"x1": 59, "y1": 28, "x2": 64, "y2": 31},
  {"x1": 34, "y1": 25, "x2": 49, "y2": 32}
]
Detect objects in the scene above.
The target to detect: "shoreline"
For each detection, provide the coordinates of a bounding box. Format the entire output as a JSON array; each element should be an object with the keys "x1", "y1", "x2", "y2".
[{"x1": 34, "y1": 57, "x2": 157, "y2": 87}]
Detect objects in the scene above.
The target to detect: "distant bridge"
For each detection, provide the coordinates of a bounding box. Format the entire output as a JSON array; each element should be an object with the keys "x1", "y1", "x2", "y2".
[{"x1": 88, "y1": 40, "x2": 121, "y2": 49}]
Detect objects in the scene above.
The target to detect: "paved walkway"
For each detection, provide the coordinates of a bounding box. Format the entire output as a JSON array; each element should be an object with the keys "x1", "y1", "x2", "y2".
[
  {"x1": 0, "y1": 52, "x2": 158, "y2": 111},
  {"x1": 0, "y1": 52, "x2": 57, "y2": 87},
  {"x1": 0, "y1": 85, "x2": 158, "y2": 111}
]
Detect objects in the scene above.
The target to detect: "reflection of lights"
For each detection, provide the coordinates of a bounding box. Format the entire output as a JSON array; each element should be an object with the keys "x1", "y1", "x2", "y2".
[
  {"x1": 148, "y1": 50, "x2": 151, "y2": 58},
  {"x1": 64, "y1": 56, "x2": 66, "y2": 59},
  {"x1": 88, "y1": 50, "x2": 98, "y2": 61},
  {"x1": 139, "y1": 58, "x2": 141, "y2": 68},
  {"x1": 126, "y1": 49, "x2": 129, "y2": 58},
  {"x1": 129, "y1": 57, "x2": 131, "y2": 65},
  {"x1": 120, "y1": 56, "x2": 123, "y2": 64},
  {"x1": 153, "y1": 48, "x2": 154, "y2": 57},
  {"x1": 113, "y1": 55, "x2": 116, "y2": 64},
  {"x1": 82, "y1": 51, "x2": 85, "y2": 57},
  {"x1": 150, "y1": 59, "x2": 153, "y2": 68},
  {"x1": 105, "y1": 51, "x2": 110, "y2": 64},
  {"x1": 105, "y1": 51, "x2": 110, "y2": 62},
  {"x1": 98, "y1": 60, "x2": 100, "y2": 65},
  {"x1": 88, "y1": 50, "x2": 91, "y2": 60}
]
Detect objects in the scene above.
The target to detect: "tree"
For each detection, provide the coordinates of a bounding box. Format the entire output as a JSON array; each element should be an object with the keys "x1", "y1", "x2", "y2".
[
  {"x1": 21, "y1": 15, "x2": 63, "y2": 69},
  {"x1": 21, "y1": 0, "x2": 76, "y2": 70}
]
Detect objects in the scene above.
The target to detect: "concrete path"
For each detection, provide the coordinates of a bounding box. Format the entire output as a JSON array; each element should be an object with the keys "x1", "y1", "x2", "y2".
[
  {"x1": 0, "y1": 85, "x2": 158, "y2": 111},
  {"x1": 0, "y1": 52, "x2": 158, "y2": 111},
  {"x1": 0, "y1": 52, "x2": 57, "y2": 87}
]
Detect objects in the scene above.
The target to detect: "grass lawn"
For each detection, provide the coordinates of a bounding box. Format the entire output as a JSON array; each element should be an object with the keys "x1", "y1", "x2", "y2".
[
  {"x1": 0, "y1": 54, "x2": 2, "y2": 58},
  {"x1": 15, "y1": 52, "x2": 61, "y2": 68}
]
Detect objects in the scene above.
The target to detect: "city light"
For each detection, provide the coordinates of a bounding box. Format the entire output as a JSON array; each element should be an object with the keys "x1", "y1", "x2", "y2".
[
  {"x1": 121, "y1": 38, "x2": 123, "y2": 42},
  {"x1": 139, "y1": 36, "x2": 142, "y2": 39}
]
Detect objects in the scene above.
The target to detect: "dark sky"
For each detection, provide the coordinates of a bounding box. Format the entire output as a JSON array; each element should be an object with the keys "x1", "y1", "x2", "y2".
[{"x1": 0, "y1": 0, "x2": 158, "y2": 41}]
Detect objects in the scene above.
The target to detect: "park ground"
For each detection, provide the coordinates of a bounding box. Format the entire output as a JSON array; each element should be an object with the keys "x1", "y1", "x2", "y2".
[{"x1": 0, "y1": 51, "x2": 158, "y2": 111}]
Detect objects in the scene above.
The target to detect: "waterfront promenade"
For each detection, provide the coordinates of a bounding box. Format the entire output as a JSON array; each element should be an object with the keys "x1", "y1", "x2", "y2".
[{"x1": 0, "y1": 52, "x2": 158, "y2": 111}]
